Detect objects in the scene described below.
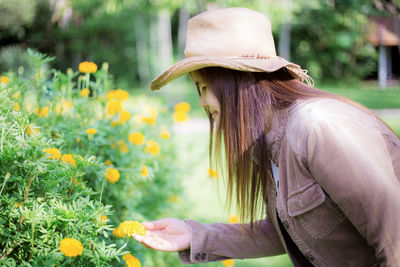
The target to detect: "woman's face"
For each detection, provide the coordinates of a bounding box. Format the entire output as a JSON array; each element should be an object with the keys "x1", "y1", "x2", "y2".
[{"x1": 190, "y1": 72, "x2": 221, "y2": 121}]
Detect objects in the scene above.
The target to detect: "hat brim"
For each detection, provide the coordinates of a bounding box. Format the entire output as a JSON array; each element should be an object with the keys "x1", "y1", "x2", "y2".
[{"x1": 150, "y1": 55, "x2": 308, "y2": 90}]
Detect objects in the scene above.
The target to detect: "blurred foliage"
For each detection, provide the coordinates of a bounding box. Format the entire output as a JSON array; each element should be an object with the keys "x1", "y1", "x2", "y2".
[{"x1": 0, "y1": 0, "x2": 397, "y2": 87}]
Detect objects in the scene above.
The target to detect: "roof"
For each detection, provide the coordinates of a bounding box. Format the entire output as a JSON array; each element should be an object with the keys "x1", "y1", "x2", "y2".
[{"x1": 367, "y1": 16, "x2": 400, "y2": 46}]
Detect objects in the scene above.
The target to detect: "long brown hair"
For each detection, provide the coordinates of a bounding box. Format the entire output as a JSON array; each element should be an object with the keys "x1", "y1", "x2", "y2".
[{"x1": 191, "y1": 67, "x2": 394, "y2": 226}]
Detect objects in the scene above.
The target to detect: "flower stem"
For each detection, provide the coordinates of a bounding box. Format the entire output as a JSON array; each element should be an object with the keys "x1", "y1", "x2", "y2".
[{"x1": 99, "y1": 178, "x2": 105, "y2": 203}]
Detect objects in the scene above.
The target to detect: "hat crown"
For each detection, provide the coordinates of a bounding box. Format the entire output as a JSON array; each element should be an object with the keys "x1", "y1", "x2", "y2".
[{"x1": 184, "y1": 8, "x2": 276, "y2": 58}]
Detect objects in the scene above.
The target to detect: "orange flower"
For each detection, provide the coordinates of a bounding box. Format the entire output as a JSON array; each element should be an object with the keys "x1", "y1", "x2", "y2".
[
  {"x1": 106, "y1": 89, "x2": 129, "y2": 101},
  {"x1": 79, "y1": 61, "x2": 97, "y2": 73},
  {"x1": 99, "y1": 216, "x2": 108, "y2": 223},
  {"x1": 37, "y1": 106, "x2": 49, "y2": 118},
  {"x1": 61, "y1": 154, "x2": 76, "y2": 167},
  {"x1": 105, "y1": 168, "x2": 120, "y2": 183},
  {"x1": 207, "y1": 168, "x2": 218, "y2": 178},
  {"x1": 128, "y1": 132, "x2": 144, "y2": 145},
  {"x1": 112, "y1": 227, "x2": 125, "y2": 238},
  {"x1": 106, "y1": 100, "x2": 122, "y2": 115},
  {"x1": 119, "y1": 110, "x2": 131, "y2": 124},
  {"x1": 173, "y1": 111, "x2": 189, "y2": 122},
  {"x1": 0, "y1": 76, "x2": 9, "y2": 84},
  {"x1": 117, "y1": 221, "x2": 146, "y2": 236},
  {"x1": 85, "y1": 128, "x2": 97, "y2": 135},
  {"x1": 123, "y1": 253, "x2": 141, "y2": 267},
  {"x1": 59, "y1": 238, "x2": 84, "y2": 257},
  {"x1": 229, "y1": 215, "x2": 239, "y2": 224},
  {"x1": 104, "y1": 159, "x2": 112, "y2": 166},
  {"x1": 141, "y1": 165, "x2": 149, "y2": 177},
  {"x1": 43, "y1": 148, "x2": 61, "y2": 160},
  {"x1": 174, "y1": 102, "x2": 191, "y2": 113},
  {"x1": 144, "y1": 140, "x2": 160, "y2": 155},
  {"x1": 26, "y1": 125, "x2": 39, "y2": 135},
  {"x1": 142, "y1": 116, "x2": 156, "y2": 125},
  {"x1": 222, "y1": 259, "x2": 234, "y2": 266},
  {"x1": 80, "y1": 88, "x2": 90, "y2": 97}
]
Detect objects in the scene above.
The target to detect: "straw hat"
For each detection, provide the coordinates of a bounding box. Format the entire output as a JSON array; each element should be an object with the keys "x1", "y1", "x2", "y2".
[{"x1": 150, "y1": 7, "x2": 311, "y2": 91}]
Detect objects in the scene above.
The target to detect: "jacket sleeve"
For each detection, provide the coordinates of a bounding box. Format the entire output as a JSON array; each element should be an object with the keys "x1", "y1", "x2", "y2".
[
  {"x1": 306, "y1": 117, "x2": 400, "y2": 265},
  {"x1": 178, "y1": 218, "x2": 285, "y2": 264}
]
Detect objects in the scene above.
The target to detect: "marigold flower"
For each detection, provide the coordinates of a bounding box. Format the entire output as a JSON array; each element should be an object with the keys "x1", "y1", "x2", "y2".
[
  {"x1": 15, "y1": 202, "x2": 24, "y2": 208},
  {"x1": 38, "y1": 106, "x2": 49, "y2": 118},
  {"x1": 43, "y1": 148, "x2": 61, "y2": 160},
  {"x1": 99, "y1": 216, "x2": 108, "y2": 223},
  {"x1": 106, "y1": 100, "x2": 122, "y2": 115},
  {"x1": 144, "y1": 140, "x2": 160, "y2": 155},
  {"x1": 79, "y1": 61, "x2": 97, "y2": 73},
  {"x1": 173, "y1": 111, "x2": 189, "y2": 122},
  {"x1": 119, "y1": 110, "x2": 131, "y2": 124},
  {"x1": 59, "y1": 238, "x2": 84, "y2": 257},
  {"x1": 70, "y1": 177, "x2": 78, "y2": 184},
  {"x1": 76, "y1": 138, "x2": 81, "y2": 143},
  {"x1": 120, "y1": 144, "x2": 129, "y2": 153},
  {"x1": 174, "y1": 102, "x2": 191, "y2": 113},
  {"x1": 111, "y1": 120, "x2": 119, "y2": 127},
  {"x1": 128, "y1": 132, "x2": 144, "y2": 145},
  {"x1": 229, "y1": 215, "x2": 239, "y2": 224},
  {"x1": 106, "y1": 168, "x2": 120, "y2": 184},
  {"x1": 80, "y1": 88, "x2": 90, "y2": 97},
  {"x1": 142, "y1": 116, "x2": 156, "y2": 125},
  {"x1": 12, "y1": 91, "x2": 20, "y2": 99},
  {"x1": 26, "y1": 125, "x2": 39, "y2": 135},
  {"x1": 13, "y1": 103, "x2": 20, "y2": 111},
  {"x1": 85, "y1": 128, "x2": 97, "y2": 135},
  {"x1": 141, "y1": 165, "x2": 149, "y2": 177},
  {"x1": 160, "y1": 128, "x2": 171, "y2": 139},
  {"x1": 123, "y1": 253, "x2": 141, "y2": 267},
  {"x1": 106, "y1": 89, "x2": 129, "y2": 101},
  {"x1": 168, "y1": 195, "x2": 180, "y2": 203},
  {"x1": 222, "y1": 259, "x2": 234, "y2": 266},
  {"x1": 104, "y1": 159, "x2": 112, "y2": 166},
  {"x1": 207, "y1": 168, "x2": 218, "y2": 178},
  {"x1": 61, "y1": 154, "x2": 76, "y2": 167},
  {"x1": 0, "y1": 76, "x2": 9, "y2": 84},
  {"x1": 112, "y1": 227, "x2": 125, "y2": 238},
  {"x1": 117, "y1": 221, "x2": 146, "y2": 237}
]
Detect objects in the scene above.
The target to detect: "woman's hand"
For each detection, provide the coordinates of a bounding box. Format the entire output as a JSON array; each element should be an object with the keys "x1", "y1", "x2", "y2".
[{"x1": 132, "y1": 218, "x2": 191, "y2": 252}]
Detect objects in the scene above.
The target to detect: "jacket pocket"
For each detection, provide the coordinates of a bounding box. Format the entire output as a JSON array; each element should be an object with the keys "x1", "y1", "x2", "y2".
[{"x1": 287, "y1": 182, "x2": 346, "y2": 239}]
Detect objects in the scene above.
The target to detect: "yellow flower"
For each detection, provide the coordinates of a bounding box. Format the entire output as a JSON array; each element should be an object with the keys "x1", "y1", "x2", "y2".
[
  {"x1": 174, "y1": 102, "x2": 191, "y2": 113},
  {"x1": 59, "y1": 238, "x2": 84, "y2": 257},
  {"x1": 207, "y1": 168, "x2": 218, "y2": 178},
  {"x1": 142, "y1": 116, "x2": 156, "y2": 125},
  {"x1": 12, "y1": 91, "x2": 20, "y2": 99},
  {"x1": 85, "y1": 128, "x2": 97, "y2": 135},
  {"x1": 76, "y1": 138, "x2": 81, "y2": 143},
  {"x1": 99, "y1": 216, "x2": 108, "y2": 223},
  {"x1": 119, "y1": 110, "x2": 131, "y2": 124},
  {"x1": 43, "y1": 148, "x2": 61, "y2": 160},
  {"x1": 168, "y1": 194, "x2": 180, "y2": 203},
  {"x1": 15, "y1": 202, "x2": 24, "y2": 208},
  {"x1": 120, "y1": 144, "x2": 129, "y2": 153},
  {"x1": 144, "y1": 140, "x2": 160, "y2": 155},
  {"x1": 222, "y1": 259, "x2": 234, "y2": 266},
  {"x1": 173, "y1": 111, "x2": 189, "y2": 122},
  {"x1": 70, "y1": 177, "x2": 78, "y2": 184},
  {"x1": 61, "y1": 154, "x2": 76, "y2": 167},
  {"x1": 160, "y1": 128, "x2": 171, "y2": 139},
  {"x1": 63, "y1": 101, "x2": 72, "y2": 111},
  {"x1": 112, "y1": 227, "x2": 125, "y2": 238},
  {"x1": 0, "y1": 76, "x2": 9, "y2": 84},
  {"x1": 80, "y1": 88, "x2": 90, "y2": 97},
  {"x1": 106, "y1": 89, "x2": 129, "y2": 101},
  {"x1": 13, "y1": 103, "x2": 20, "y2": 111},
  {"x1": 106, "y1": 100, "x2": 122, "y2": 115},
  {"x1": 26, "y1": 125, "x2": 39, "y2": 135},
  {"x1": 38, "y1": 106, "x2": 49, "y2": 118},
  {"x1": 79, "y1": 61, "x2": 97, "y2": 73},
  {"x1": 117, "y1": 221, "x2": 146, "y2": 237},
  {"x1": 106, "y1": 168, "x2": 120, "y2": 184},
  {"x1": 111, "y1": 120, "x2": 119, "y2": 127},
  {"x1": 123, "y1": 253, "x2": 141, "y2": 267},
  {"x1": 104, "y1": 159, "x2": 112, "y2": 166},
  {"x1": 141, "y1": 165, "x2": 149, "y2": 177},
  {"x1": 128, "y1": 132, "x2": 144, "y2": 145},
  {"x1": 229, "y1": 215, "x2": 239, "y2": 224}
]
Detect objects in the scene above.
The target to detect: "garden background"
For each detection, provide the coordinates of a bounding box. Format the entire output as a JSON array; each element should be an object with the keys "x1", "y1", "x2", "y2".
[{"x1": 0, "y1": 0, "x2": 399, "y2": 266}]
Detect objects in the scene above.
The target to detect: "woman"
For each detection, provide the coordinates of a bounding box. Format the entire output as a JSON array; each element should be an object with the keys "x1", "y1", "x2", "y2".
[{"x1": 133, "y1": 7, "x2": 400, "y2": 266}]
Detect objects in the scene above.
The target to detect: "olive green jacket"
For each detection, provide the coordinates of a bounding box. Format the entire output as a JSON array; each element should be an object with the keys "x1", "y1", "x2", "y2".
[{"x1": 179, "y1": 98, "x2": 400, "y2": 266}]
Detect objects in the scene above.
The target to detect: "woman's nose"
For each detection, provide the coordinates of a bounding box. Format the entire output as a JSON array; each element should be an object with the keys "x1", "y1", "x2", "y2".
[{"x1": 199, "y1": 95, "x2": 207, "y2": 107}]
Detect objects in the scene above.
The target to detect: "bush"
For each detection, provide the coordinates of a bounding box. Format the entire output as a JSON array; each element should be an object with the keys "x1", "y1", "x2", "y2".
[{"x1": 0, "y1": 50, "x2": 184, "y2": 266}]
